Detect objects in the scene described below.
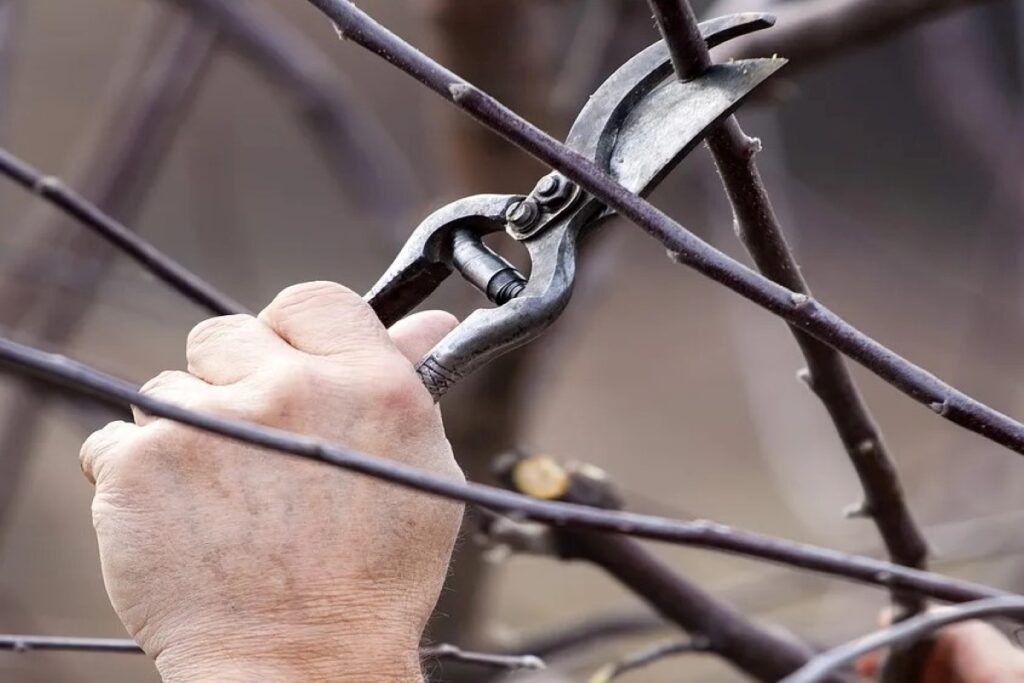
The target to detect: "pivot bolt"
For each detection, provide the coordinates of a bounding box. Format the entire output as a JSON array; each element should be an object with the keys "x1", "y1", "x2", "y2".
[
  {"x1": 506, "y1": 198, "x2": 540, "y2": 230},
  {"x1": 533, "y1": 173, "x2": 574, "y2": 207}
]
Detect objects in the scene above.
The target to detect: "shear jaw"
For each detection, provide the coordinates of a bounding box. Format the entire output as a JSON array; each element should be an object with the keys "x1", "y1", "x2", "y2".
[{"x1": 365, "y1": 13, "x2": 783, "y2": 401}]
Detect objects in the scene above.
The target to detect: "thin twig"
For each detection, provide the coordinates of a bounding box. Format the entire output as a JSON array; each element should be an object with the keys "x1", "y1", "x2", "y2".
[
  {"x1": 0, "y1": 148, "x2": 245, "y2": 316},
  {"x1": 0, "y1": 337, "x2": 1006, "y2": 606},
  {"x1": 715, "y1": 0, "x2": 1000, "y2": 74},
  {"x1": 780, "y1": 596, "x2": 1024, "y2": 683},
  {"x1": 0, "y1": 634, "x2": 545, "y2": 670},
  {"x1": 588, "y1": 638, "x2": 710, "y2": 683},
  {"x1": 420, "y1": 643, "x2": 545, "y2": 671},
  {"x1": 0, "y1": 636, "x2": 141, "y2": 654},
  {"x1": 166, "y1": 0, "x2": 422, "y2": 219},
  {"x1": 507, "y1": 612, "x2": 666, "y2": 659},
  {"x1": 309, "y1": 0, "x2": 1024, "y2": 461}
]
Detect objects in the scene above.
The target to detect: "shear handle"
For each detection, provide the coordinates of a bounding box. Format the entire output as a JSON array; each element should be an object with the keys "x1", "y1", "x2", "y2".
[{"x1": 365, "y1": 194, "x2": 520, "y2": 327}]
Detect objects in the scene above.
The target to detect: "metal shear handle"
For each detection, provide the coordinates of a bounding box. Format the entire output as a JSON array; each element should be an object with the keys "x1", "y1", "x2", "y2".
[{"x1": 366, "y1": 13, "x2": 784, "y2": 401}]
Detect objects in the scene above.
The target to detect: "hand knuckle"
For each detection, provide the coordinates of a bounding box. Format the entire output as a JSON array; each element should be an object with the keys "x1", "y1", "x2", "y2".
[
  {"x1": 187, "y1": 314, "x2": 254, "y2": 356},
  {"x1": 271, "y1": 281, "x2": 361, "y2": 317}
]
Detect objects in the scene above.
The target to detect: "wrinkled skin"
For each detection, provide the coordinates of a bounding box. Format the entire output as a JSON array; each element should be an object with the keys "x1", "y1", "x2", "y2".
[{"x1": 80, "y1": 282, "x2": 464, "y2": 682}]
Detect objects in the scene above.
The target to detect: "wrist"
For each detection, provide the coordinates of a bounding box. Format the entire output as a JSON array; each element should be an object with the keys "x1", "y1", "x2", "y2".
[
  {"x1": 152, "y1": 622, "x2": 424, "y2": 683},
  {"x1": 157, "y1": 648, "x2": 423, "y2": 683}
]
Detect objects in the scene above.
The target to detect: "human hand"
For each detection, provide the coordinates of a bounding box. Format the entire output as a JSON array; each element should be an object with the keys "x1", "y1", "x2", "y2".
[
  {"x1": 80, "y1": 282, "x2": 464, "y2": 682},
  {"x1": 857, "y1": 612, "x2": 1024, "y2": 682}
]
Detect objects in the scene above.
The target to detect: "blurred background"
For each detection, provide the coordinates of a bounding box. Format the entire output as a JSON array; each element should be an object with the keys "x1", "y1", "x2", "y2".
[{"x1": 0, "y1": 0, "x2": 1021, "y2": 680}]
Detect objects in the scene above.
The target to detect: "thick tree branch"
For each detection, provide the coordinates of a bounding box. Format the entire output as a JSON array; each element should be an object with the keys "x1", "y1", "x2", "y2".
[
  {"x1": 652, "y1": 0, "x2": 928, "y2": 651},
  {"x1": 780, "y1": 596, "x2": 1024, "y2": 683},
  {"x1": 0, "y1": 333, "x2": 1008, "y2": 604},
  {"x1": 496, "y1": 454, "x2": 823, "y2": 682}
]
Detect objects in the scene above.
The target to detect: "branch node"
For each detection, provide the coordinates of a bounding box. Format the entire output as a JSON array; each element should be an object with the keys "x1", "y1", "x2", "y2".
[
  {"x1": 31, "y1": 174, "x2": 61, "y2": 196},
  {"x1": 789, "y1": 291, "x2": 810, "y2": 308},
  {"x1": 929, "y1": 400, "x2": 949, "y2": 417},
  {"x1": 448, "y1": 82, "x2": 473, "y2": 102},
  {"x1": 855, "y1": 439, "x2": 876, "y2": 456},
  {"x1": 843, "y1": 500, "x2": 871, "y2": 519}
]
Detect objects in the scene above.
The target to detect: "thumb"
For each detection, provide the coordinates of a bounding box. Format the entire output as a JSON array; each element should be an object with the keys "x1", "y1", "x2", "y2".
[{"x1": 388, "y1": 310, "x2": 458, "y2": 363}]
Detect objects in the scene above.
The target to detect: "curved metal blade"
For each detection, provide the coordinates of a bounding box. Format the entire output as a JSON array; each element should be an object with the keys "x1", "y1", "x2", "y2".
[
  {"x1": 564, "y1": 13, "x2": 776, "y2": 164},
  {"x1": 613, "y1": 57, "x2": 785, "y2": 196}
]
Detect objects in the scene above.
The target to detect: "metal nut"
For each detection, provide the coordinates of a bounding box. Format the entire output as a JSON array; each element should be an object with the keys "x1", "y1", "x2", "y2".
[
  {"x1": 505, "y1": 198, "x2": 540, "y2": 230},
  {"x1": 532, "y1": 173, "x2": 573, "y2": 207}
]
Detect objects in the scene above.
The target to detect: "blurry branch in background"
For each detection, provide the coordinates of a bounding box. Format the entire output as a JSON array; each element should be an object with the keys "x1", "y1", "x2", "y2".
[
  {"x1": 0, "y1": 634, "x2": 547, "y2": 671},
  {"x1": 488, "y1": 453, "x2": 825, "y2": 682},
  {"x1": 588, "y1": 638, "x2": 711, "y2": 683},
  {"x1": 0, "y1": 148, "x2": 246, "y2": 315},
  {"x1": 0, "y1": 0, "x2": 18, "y2": 134},
  {"x1": 714, "y1": 0, "x2": 1000, "y2": 74},
  {"x1": 166, "y1": 0, "x2": 422, "y2": 221},
  {"x1": 781, "y1": 596, "x2": 1024, "y2": 683},
  {"x1": 645, "y1": 3, "x2": 928, "y2": 679},
  {"x1": 503, "y1": 611, "x2": 667, "y2": 660},
  {"x1": 0, "y1": 8, "x2": 218, "y2": 530},
  {"x1": 913, "y1": 11, "x2": 1024, "y2": 218},
  {"x1": 550, "y1": 0, "x2": 630, "y2": 116}
]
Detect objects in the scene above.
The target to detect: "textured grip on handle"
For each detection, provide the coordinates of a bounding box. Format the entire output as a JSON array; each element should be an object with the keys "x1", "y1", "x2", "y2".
[{"x1": 416, "y1": 355, "x2": 460, "y2": 402}]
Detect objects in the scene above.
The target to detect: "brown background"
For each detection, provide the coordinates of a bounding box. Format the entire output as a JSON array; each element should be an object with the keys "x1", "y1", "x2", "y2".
[{"x1": 0, "y1": 1, "x2": 1022, "y2": 681}]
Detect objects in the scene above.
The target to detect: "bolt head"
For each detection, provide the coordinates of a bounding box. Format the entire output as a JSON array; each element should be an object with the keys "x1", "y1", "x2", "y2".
[
  {"x1": 534, "y1": 175, "x2": 560, "y2": 198},
  {"x1": 533, "y1": 173, "x2": 574, "y2": 207},
  {"x1": 506, "y1": 198, "x2": 540, "y2": 229}
]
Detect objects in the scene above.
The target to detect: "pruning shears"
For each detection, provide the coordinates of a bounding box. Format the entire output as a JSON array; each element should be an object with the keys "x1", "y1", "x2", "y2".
[{"x1": 366, "y1": 13, "x2": 783, "y2": 400}]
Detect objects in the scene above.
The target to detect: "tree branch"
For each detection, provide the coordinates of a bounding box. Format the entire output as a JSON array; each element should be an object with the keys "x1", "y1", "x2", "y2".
[
  {"x1": 588, "y1": 638, "x2": 710, "y2": 683},
  {"x1": 648, "y1": 6, "x2": 928, "y2": 681},
  {"x1": 308, "y1": 0, "x2": 1024, "y2": 462},
  {"x1": 0, "y1": 335, "x2": 1003, "y2": 604},
  {"x1": 495, "y1": 454, "x2": 824, "y2": 682},
  {"x1": 780, "y1": 596, "x2": 1024, "y2": 683},
  {"x1": 0, "y1": 9, "x2": 224, "y2": 535},
  {"x1": 0, "y1": 147, "x2": 245, "y2": 316},
  {"x1": 0, "y1": 634, "x2": 546, "y2": 671},
  {"x1": 166, "y1": 0, "x2": 422, "y2": 219}
]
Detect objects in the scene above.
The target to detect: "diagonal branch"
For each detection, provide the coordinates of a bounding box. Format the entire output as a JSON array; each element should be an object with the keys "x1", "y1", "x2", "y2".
[
  {"x1": 0, "y1": 333, "x2": 1006, "y2": 604},
  {"x1": 0, "y1": 9, "x2": 223, "y2": 534},
  {"x1": 0, "y1": 634, "x2": 545, "y2": 671},
  {"x1": 311, "y1": 0, "x2": 1024, "y2": 462},
  {"x1": 495, "y1": 454, "x2": 823, "y2": 682},
  {"x1": 0, "y1": 148, "x2": 246, "y2": 316},
  {"x1": 166, "y1": 0, "x2": 422, "y2": 219}
]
